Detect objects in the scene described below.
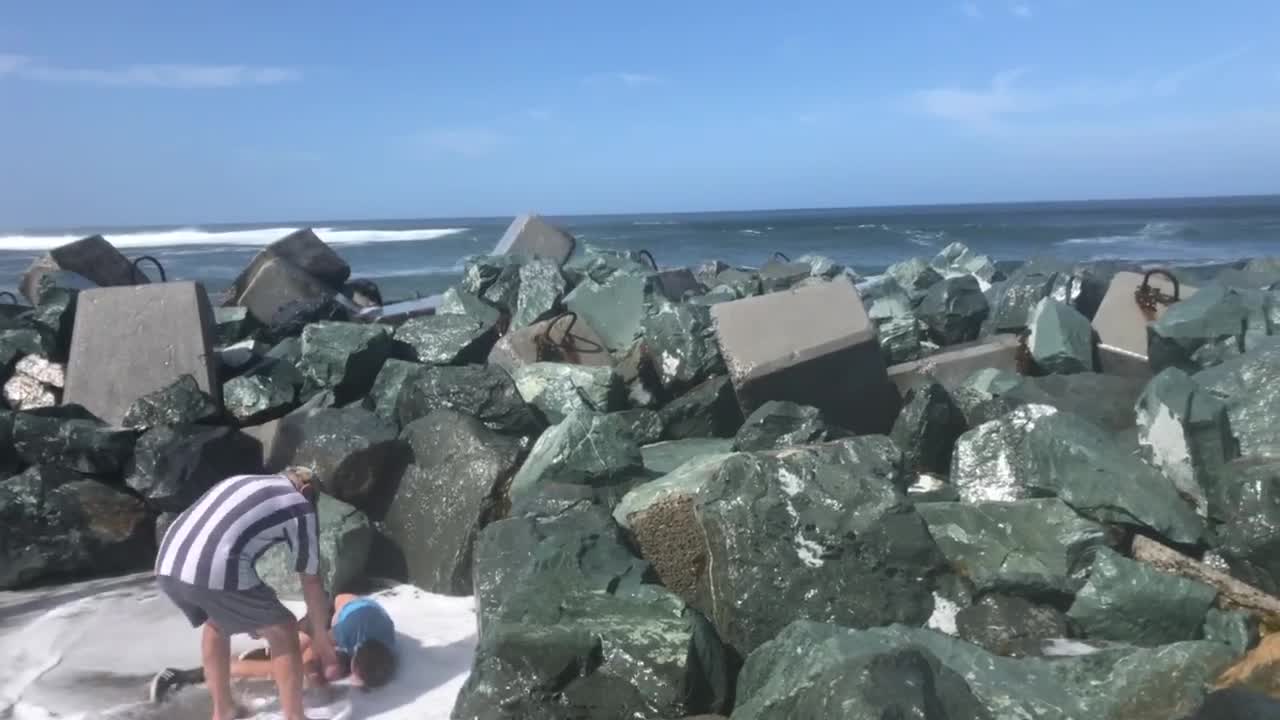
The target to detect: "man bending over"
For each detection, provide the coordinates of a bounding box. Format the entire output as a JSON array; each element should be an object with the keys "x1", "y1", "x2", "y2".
[{"x1": 151, "y1": 467, "x2": 341, "y2": 720}]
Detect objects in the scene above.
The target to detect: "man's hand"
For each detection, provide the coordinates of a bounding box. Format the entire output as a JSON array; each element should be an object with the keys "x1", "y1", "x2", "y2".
[{"x1": 298, "y1": 573, "x2": 343, "y2": 681}]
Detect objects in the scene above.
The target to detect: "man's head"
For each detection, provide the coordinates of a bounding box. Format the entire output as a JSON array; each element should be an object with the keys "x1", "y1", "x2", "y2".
[
  {"x1": 284, "y1": 466, "x2": 320, "y2": 503},
  {"x1": 351, "y1": 639, "x2": 395, "y2": 688}
]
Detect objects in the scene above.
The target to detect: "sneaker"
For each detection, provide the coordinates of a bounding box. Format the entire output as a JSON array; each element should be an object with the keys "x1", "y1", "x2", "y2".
[{"x1": 149, "y1": 668, "x2": 188, "y2": 703}]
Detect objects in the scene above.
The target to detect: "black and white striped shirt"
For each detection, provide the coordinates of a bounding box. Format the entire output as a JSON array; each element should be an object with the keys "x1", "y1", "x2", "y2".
[{"x1": 155, "y1": 474, "x2": 321, "y2": 591}]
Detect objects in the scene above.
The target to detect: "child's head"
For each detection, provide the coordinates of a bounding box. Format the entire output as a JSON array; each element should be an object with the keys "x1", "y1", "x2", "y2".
[{"x1": 351, "y1": 639, "x2": 395, "y2": 689}]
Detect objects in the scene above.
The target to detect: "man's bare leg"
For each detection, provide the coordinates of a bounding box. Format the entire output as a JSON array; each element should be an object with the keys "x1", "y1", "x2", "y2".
[
  {"x1": 202, "y1": 622, "x2": 240, "y2": 720},
  {"x1": 229, "y1": 633, "x2": 317, "y2": 683},
  {"x1": 260, "y1": 622, "x2": 307, "y2": 720}
]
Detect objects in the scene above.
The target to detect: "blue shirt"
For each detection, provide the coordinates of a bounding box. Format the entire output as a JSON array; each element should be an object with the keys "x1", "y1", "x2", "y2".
[{"x1": 333, "y1": 598, "x2": 396, "y2": 656}]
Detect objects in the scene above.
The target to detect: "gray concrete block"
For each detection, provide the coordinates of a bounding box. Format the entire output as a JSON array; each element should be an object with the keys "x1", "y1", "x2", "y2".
[
  {"x1": 63, "y1": 281, "x2": 219, "y2": 426},
  {"x1": 228, "y1": 229, "x2": 350, "y2": 302},
  {"x1": 710, "y1": 276, "x2": 898, "y2": 434},
  {"x1": 488, "y1": 312, "x2": 611, "y2": 374},
  {"x1": 492, "y1": 214, "x2": 576, "y2": 265},
  {"x1": 20, "y1": 235, "x2": 146, "y2": 303},
  {"x1": 1092, "y1": 271, "x2": 1198, "y2": 378},
  {"x1": 234, "y1": 256, "x2": 336, "y2": 326},
  {"x1": 888, "y1": 335, "x2": 1021, "y2": 396}
]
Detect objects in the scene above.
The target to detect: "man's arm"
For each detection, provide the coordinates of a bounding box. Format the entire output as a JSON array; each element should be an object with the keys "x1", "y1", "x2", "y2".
[{"x1": 293, "y1": 511, "x2": 341, "y2": 679}]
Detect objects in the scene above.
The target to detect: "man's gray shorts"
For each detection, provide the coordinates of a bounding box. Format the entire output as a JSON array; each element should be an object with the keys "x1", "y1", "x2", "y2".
[{"x1": 157, "y1": 576, "x2": 296, "y2": 637}]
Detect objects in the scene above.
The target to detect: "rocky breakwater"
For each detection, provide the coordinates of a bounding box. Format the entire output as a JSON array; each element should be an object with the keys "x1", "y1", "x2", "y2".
[{"x1": 6, "y1": 218, "x2": 1280, "y2": 719}]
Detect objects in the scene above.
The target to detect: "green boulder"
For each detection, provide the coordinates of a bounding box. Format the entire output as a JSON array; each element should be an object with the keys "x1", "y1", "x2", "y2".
[
  {"x1": 887, "y1": 257, "x2": 944, "y2": 304},
  {"x1": 1203, "y1": 608, "x2": 1258, "y2": 656},
  {"x1": 213, "y1": 306, "x2": 261, "y2": 345},
  {"x1": 890, "y1": 380, "x2": 965, "y2": 475},
  {"x1": 713, "y1": 268, "x2": 762, "y2": 298},
  {"x1": 0, "y1": 327, "x2": 55, "y2": 373},
  {"x1": 271, "y1": 406, "x2": 407, "y2": 513},
  {"x1": 297, "y1": 321, "x2": 393, "y2": 404},
  {"x1": 222, "y1": 365, "x2": 299, "y2": 425},
  {"x1": 392, "y1": 314, "x2": 497, "y2": 365},
  {"x1": 511, "y1": 362, "x2": 624, "y2": 424},
  {"x1": 13, "y1": 409, "x2": 136, "y2": 476},
  {"x1": 460, "y1": 255, "x2": 521, "y2": 297},
  {"x1": 1211, "y1": 458, "x2": 1280, "y2": 595},
  {"x1": 917, "y1": 498, "x2": 1110, "y2": 597},
  {"x1": 507, "y1": 408, "x2": 645, "y2": 504},
  {"x1": 932, "y1": 241, "x2": 1000, "y2": 287},
  {"x1": 362, "y1": 358, "x2": 422, "y2": 424},
  {"x1": 1193, "y1": 341, "x2": 1280, "y2": 458},
  {"x1": 511, "y1": 258, "x2": 567, "y2": 330},
  {"x1": 640, "y1": 300, "x2": 725, "y2": 393},
  {"x1": 122, "y1": 375, "x2": 221, "y2": 430},
  {"x1": 1149, "y1": 284, "x2": 1274, "y2": 374},
  {"x1": 917, "y1": 275, "x2": 990, "y2": 346},
  {"x1": 611, "y1": 408, "x2": 665, "y2": 446},
  {"x1": 125, "y1": 425, "x2": 263, "y2": 513},
  {"x1": 564, "y1": 271, "x2": 657, "y2": 353},
  {"x1": 758, "y1": 259, "x2": 812, "y2": 293},
  {"x1": 1068, "y1": 547, "x2": 1217, "y2": 646},
  {"x1": 877, "y1": 315, "x2": 929, "y2": 364},
  {"x1": 956, "y1": 594, "x2": 1073, "y2": 658},
  {"x1": 981, "y1": 259, "x2": 1062, "y2": 335},
  {"x1": 639, "y1": 438, "x2": 734, "y2": 475},
  {"x1": 732, "y1": 400, "x2": 832, "y2": 451},
  {"x1": 28, "y1": 285, "x2": 77, "y2": 359},
  {"x1": 951, "y1": 405, "x2": 1204, "y2": 544},
  {"x1": 255, "y1": 492, "x2": 372, "y2": 599},
  {"x1": 1027, "y1": 298, "x2": 1094, "y2": 374},
  {"x1": 395, "y1": 364, "x2": 543, "y2": 436},
  {"x1": 437, "y1": 286, "x2": 502, "y2": 327},
  {"x1": 656, "y1": 375, "x2": 745, "y2": 440}
]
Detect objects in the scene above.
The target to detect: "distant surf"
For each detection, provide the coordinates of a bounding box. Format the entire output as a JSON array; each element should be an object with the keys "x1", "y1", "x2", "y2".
[{"x1": 0, "y1": 226, "x2": 468, "y2": 252}]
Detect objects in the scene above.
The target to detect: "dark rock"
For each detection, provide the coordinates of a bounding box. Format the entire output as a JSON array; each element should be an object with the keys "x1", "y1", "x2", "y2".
[
  {"x1": 1194, "y1": 341, "x2": 1280, "y2": 458},
  {"x1": 0, "y1": 411, "x2": 18, "y2": 476},
  {"x1": 454, "y1": 585, "x2": 731, "y2": 720},
  {"x1": 917, "y1": 275, "x2": 990, "y2": 346},
  {"x1": 877, "y1": 315, "x2": 929, "y2": 364},
  {"x1": 393, "y1": 314, "x2": 498, "y2": 366},
  {"x1": 122, "y1": 375, "x2": 221, "y2": 430},
  {"x1": 28, "y1": 285, "x2": 78, "y2": 359},
  {"x1": 507, "y1": 408, "x2": 644, "y2": 504},
  {"x1": 740, "y1": 621, "x2": 1233, "y2": 720},
  {"x1": 732, "y1": 400, "x2": 831, "y2": 452},
  {"x1": 267, "y1": 406, "x2": 406, "y2": 513},
  {"x1": 395, "y1": 364, "x2": 543, "y2": 436},
  {"x1": 362, "y1": 358, "x2": 422, "y2": 424},
  {"x1": 952, "y1": 370, "x2": 1146, "y2": 433},
  {"x1": 234, "y1": 254, "x2": 341, "y2": 328},
  {"x1": 863, "y1": 276, "x2": 914, "y2": 322},
  {"x1": 657, "y1": 375, "x2": 744, "y2": 440},
  {"x1": 438, "y1": 287, "x2": 503, "y2": 327},
  {"x1": 0, "y1": 467, "x2": 153, "y2": 590},
  {"x1": 612, "y1": 408, "x2": 665, "y2": 446},
  {"x1": 212, "y1": 306, "x2": 260, "y2": 345},
  {"x1": 13, "y1": 411, "x2": 135, "y2": 476},
  {"x1": 1068, "y1": 547, "x2": 1217, "y2": 646},
  {"x1": 255, "y1": 492, "x2": 371, "y2": 599},
  {"x1": 510, "y1": 258, "x2": 567, "y2": 330},
  {"x1": 639, "y1": 438, "x2": 734, "y2": 475},
  {"x1": 1185, "y1": 689, "x2": 1280, "y2": 720},
  {"x1": 384, "y1": 410, "x2": 522, "y2": 595},
  {"x1": 1027, "y1": 298, "x2": 1094, "y2": 373},
  {"x1": 341, "y1": 278, "x2": 382, "y2": 308},
  {"x1": 641, "y1": 301, "x2": 725, "y2": 393},
  {"x1": 0, "y1": 327, "x2": 55, "y2": 375},
  {"x1": 951, "y1": 405, "x2": 1204, "y2": 544},
  {"x1": 511, "y1": 362, "x2": 624, "y2": 424},
  {"x1": 125, "y1": 425, "x2": 265, "y2": 513},
  {"x1": 19, "y1": 235, "x2": 142, "y2": 305},
  {"x1": 461, "y1": 254, "x2": 523, "y2": 297},
  {"x1": 297, "y1": 321, "x2": 393, "y2": 404},
  {"x1": 981, "y1": 258, "x2": 1063, "y2": 335},
  {"x1": 1135, "y1": 368, "x2": 1238, "y2": 517},
  {"x1": 932, "y1": 241, "x2": 1000, "y2": 286},
  {"x1": 612, "y1": 339, "x2": 663, "y2": 408},
  {"x1": 264, "y1": 292, "x2": 349, "y2": 342},
  {"x1": 564, "y1": 271, "x2": 655, "y2": 353},
  {"x1": 481, "y1": 262, "x2": 523, "y2": 314},
  {"x1": 1211, "y1": 458, "x2": 1280, "y2": 595},
  {"x1": 758, "y1": 258, "x2": 812, "y2": 293},
  {"x1": 890, "y1": 380, "x2": 965, "y2": 475},
  {"x1": 917, "y1": 498, "x2": 1109, "y2": 598},
  {"x1": 222, "y1": 366, "x2": 298, "y2": 425},
  {"x1": 215, "y1": 339, "x2": 268, "y2": 375},
  {"x1": 956, "y1": 594, "x2": 1072, "y2": 658},
  {"x1": 1149, "y1": 284, "x2": 1274, "y2": 374},
  {"x1": 886, "y1": 257, "x2": 944, "y2": 303}
]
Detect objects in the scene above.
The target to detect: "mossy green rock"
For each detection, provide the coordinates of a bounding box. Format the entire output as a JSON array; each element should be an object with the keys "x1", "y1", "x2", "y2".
[
  {"x1": 511, "y1": 258, "x2": 567, "y2": 330},
  {"x1": 732, "y1": 400, "x2": 830, "y2": 452},
  {"x1": 918, "y1": 275, "x2": 990, "y2": 346},
  {"x1": 298, "y1": 321, "x2": 393, "y2": 404},
  {"x1": 1, "y1": 466, "x2": 154, "y2": 590},
  {"x1": 395, "y1": 364, "x2": 543, "y2": 436},
  {"x1": 393, "y1": 314, "x2": 497, "y2": 365},
  {"x1": 1068, "y1": 547, "x2": 1217, "y2": 646},
  {"x1": 736, "y1": 621, "x2": 1234, "y2": 720},
  {"x1": 511, "y1": 362, "x2": 624, "y2": 424},
  {"x1": 507, "y1": 408, "x2": 645, "y2": 504},
  {"x1": 951, "y1": 405, "x2": 1204, "y2": 544},
  {"x1": 122, "y1": 375, "x2": 221, "y2": 430},
  {"x1": 1027, "y1": 297, "x2": 1094, "y2": 374},
  {"x1": 255, "y1": 492, "x2": 372, "y2": 599},
  {"x1": 1135, "y1": 368, "x2": 1237, "y2": 517},
  {"x1": 917, "y1": 498, "x2": 1109, "y2": 597}
]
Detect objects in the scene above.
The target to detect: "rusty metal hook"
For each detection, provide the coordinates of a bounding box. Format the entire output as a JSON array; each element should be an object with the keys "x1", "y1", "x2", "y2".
[
  {"x1": 1134, "y1": 269, "x2": 1180, "y2": 318},
  {"x1": 0, "y1": 291, "x2": 19, "y2": 305},
  {"x1": 637, "y1": 250, "x2": 658, "y2": 271},
  {"x1": 772, "y1": 252, "x2": 790, "y2": 262},
  {"x1": 132, "y1": 255, "x2": 167, "y2": 283}
]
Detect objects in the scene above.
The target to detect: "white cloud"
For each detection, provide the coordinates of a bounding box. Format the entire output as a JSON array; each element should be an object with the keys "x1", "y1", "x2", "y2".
[
  {"x1": 584, "y1": 72, "x2": 663, "y2": 87},
  {"x1": 0, "y1": 54, "x2": 300, "y2": 88},
  {"x1": 1010, "y1": 2, "x2": 1032, "y2": 18},
  {"x1": 418, "y1": 128, "x2": 507, "y2": 157},
  {"x1": 961, "y1": 2, "x2": 982, "y2": 18}
]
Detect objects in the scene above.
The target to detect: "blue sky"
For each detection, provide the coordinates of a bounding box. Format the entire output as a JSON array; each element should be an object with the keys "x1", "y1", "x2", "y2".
[{"x1": 1, "y1": 1, "x2": 1278, "y2": 227}]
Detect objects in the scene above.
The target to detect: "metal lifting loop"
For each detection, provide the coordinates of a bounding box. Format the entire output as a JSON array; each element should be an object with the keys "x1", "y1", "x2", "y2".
[
  {"x1": 772, "y1": 251, "x2": 790, "y2": 262},
  {"x1": 637, "y1": 250, "x2": 658, "y2": 271},
  {"x1": 132, "y1": 255, "x2": 167, "y2": 283},
  {"x1": 1134, "y1": 268, "x2": 1180, "y2": 318},
  {"x1": 0, "y1": 291, "x2": 19, "y2": 305},
  {"x1": 535, "y1": 312, "x2": 579, "y2": 362}
]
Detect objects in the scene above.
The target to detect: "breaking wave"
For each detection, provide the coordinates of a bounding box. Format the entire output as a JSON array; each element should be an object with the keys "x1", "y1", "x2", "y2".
[
  {"x1": 0, "y1": 226, "x2": 468, "y2": 252},
  {"x1": 1056, "y1": 221, "x2": 1192, "y2": 247}
]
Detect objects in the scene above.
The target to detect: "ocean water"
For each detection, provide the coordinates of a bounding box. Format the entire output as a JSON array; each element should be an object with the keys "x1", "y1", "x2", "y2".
[{"x1": 1, "y1": 195, "x2": 1277, "y2": 301}]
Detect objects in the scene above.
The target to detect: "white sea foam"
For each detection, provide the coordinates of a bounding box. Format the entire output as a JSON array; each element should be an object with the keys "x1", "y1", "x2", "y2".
[
  {"x1": 0, "y1": 227, "x2": 468, "y2": 252},
  {"x1": 1057, "y1": 221, "x2": 1190, "y2": 247}
]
